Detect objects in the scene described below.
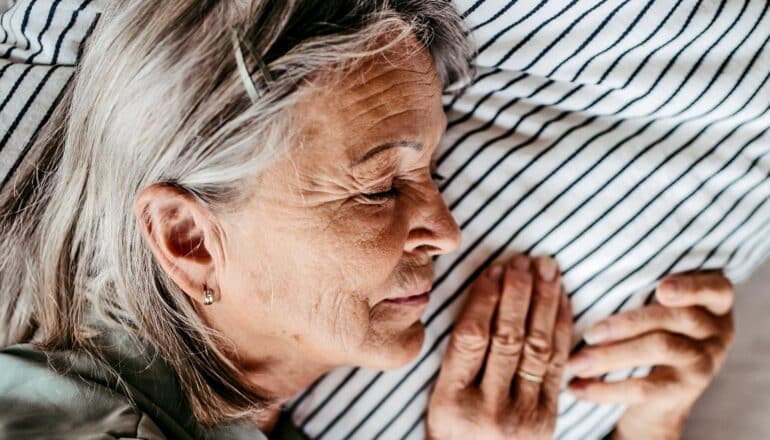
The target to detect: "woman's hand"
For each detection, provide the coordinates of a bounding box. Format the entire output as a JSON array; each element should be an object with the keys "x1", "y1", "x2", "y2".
[
  {"x1": 567, "y1": 271, "x2": 735, "y2": 439},
  {"x1": 427, "y1": 256, "x2": 573, "y2": 440}
]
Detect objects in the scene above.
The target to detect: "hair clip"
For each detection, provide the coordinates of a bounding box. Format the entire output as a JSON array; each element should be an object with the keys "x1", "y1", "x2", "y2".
[{"x1": 230, "y1": 29, "x2": 272, "y2": 103}]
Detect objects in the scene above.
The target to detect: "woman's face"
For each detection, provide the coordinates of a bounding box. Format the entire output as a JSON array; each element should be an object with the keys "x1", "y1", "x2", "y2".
[{"x1": 211, "y1": 38, "x2": 460, "y2": 371}]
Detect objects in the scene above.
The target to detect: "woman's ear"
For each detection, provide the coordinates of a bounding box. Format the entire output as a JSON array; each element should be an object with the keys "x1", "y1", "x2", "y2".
[{"x1": 134, "y1": 184, "x2": 223, "y2": 305}]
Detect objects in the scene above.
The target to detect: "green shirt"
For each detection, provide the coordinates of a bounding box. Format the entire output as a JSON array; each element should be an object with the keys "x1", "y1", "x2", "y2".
[{"x1": 0, "y1": 329, "x2": 306, "y2": 439}]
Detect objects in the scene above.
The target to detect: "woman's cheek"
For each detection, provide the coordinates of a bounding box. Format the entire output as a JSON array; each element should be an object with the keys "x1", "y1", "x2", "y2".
[
  {"x1": 331, "y1": 204, "x2": 405, "y2": 273},
  {"x1": 319, "y1": 289, "x2": 372, "y2": 361}
]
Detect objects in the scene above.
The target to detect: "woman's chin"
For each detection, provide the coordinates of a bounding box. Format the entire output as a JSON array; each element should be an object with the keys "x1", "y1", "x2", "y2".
[{"x1": 359, "y1": 321, "x2": 426, "y2": 371}]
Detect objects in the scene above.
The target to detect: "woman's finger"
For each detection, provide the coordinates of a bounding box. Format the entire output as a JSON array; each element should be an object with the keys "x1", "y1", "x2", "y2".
[
  {"x1": 657, "y1": 272, "x2": 733, "y2": 315},
  {"x1": 568, "y1": 331, "x2": 717, "y2": 379},
  {"x1": 438, "y1": 265, "x2": 502, "y2": 391},
  {"x1": 582, "y1": 304, "x2": 725, "y2": 345},
  {"x1": 480, "y1": 255, "x2": 532, "y2": 406},
  {"x1": 513, "y1": 256, "x2": 561, "y2": 410},
  {"x1": 567, "y1": 375, "x2": 672, "y2": 405},
  {"x1": 540, "y1": 293, "x2": 572, "y2": 414}
]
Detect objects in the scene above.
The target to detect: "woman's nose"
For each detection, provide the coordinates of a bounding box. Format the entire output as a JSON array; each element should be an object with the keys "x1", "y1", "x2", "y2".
[{"x1": 404, "y1": 193, "x2": 461, "y2": 256}]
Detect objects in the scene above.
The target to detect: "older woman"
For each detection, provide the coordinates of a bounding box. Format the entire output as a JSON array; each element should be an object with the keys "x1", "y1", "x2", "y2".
[{"x1": 0, "y1": 1, "x2": 734, "y2": 439}]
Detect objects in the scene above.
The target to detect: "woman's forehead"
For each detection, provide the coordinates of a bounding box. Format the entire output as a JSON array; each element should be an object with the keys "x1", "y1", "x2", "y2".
[{"x1": 294, "y1": 44, "x2": 445, "y2": 167}]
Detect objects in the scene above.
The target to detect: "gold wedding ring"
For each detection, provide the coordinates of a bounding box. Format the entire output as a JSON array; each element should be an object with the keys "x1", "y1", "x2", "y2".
[{"x1": 517, "y1": 369, "x2": 544, "y2": 383}]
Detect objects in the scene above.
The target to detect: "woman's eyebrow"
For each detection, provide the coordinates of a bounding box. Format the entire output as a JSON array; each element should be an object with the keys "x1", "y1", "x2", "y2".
[{"x1": 350, "y1": 140, "x2": 423, "y2": 166}]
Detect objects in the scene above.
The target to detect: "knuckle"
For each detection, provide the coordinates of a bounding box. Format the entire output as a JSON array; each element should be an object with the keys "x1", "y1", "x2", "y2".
[
  {"x1": 547, "y1": 355, "x2": 567, "y2": 373},
  {"x1": 452, "y1": 323, "x2": 489, "y2": 354},
  {"x1": 707, "y1": 336, "x2": 732, "y2": 363},
  {"x1": 656, "y1": 332, "x2": 696, "y2": 359},
  {"x1": 683, "y1": 338, "x2": 703, "y2": 360},
  {"x1": 675, "y1": 335, "x2": 702, "y2": 362},
  {"x1": 490, "y1": 330, "x2": 525, "y2": 356},
  {"x1": 524, "y1": 330, "x2": 553, "y2": 363},
  {"x1": 693, "y1": 353, "x2": 716, "y2": 378},
  {"x1": 686, "y1": 352, "x2": 717, "y2": 383}
]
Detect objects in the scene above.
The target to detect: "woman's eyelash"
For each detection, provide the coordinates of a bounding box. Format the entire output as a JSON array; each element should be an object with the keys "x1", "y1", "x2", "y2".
[
  {"x1": 362, "y1": 187, "x2": 398, "y2": 201},
  {"x1": 362, "y1": 172, "x2": 443, "y2": 201}
]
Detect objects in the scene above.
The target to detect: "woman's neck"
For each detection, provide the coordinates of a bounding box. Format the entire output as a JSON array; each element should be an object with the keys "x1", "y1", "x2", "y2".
[
  {"x1": 238, "y1": 334, "x2": 332, "y2": 403},
  {"x1": 239, "y1": 336, "x2": 331, "y2": 433}
]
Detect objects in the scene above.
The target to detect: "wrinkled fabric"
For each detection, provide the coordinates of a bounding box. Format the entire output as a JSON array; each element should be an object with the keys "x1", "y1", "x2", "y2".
[{"x1": 0, "y1": 328, "x2": 269, "y2": 440}]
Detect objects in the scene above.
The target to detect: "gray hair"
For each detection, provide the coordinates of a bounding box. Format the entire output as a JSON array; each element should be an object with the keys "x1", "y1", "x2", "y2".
[{"x1": 0, "y1": 0, "x2": 474, "y2": 426}]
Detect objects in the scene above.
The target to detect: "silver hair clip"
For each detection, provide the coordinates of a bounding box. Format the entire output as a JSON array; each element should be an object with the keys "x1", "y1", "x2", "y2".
[{"x1": 230, "y1": 29, "x2": 273, "y2": 103}]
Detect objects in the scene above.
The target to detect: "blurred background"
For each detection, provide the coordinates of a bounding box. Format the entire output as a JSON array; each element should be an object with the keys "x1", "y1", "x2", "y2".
[{"x1": 684, "y1": 260, "x2": 770, "y2": 439}]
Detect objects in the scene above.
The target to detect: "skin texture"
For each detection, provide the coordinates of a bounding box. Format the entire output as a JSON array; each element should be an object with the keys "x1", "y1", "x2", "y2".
[{"x1": 135, "y1": 36, "x2": 460, "y2": 406}]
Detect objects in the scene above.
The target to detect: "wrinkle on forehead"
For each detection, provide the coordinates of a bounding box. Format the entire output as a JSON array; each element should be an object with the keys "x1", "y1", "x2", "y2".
[
  {"x1": 344, "y1": 77, "x2": 436, "y2": 113},
  {"x1": 358, "y1": 102, "x2": 432, "y2": 131},
  {"x1": 288, "y1": 38, "x2": 445, "y2": 171},
  {"x1": 340, "y1": 62, "x2": 440, "y2": 107}
]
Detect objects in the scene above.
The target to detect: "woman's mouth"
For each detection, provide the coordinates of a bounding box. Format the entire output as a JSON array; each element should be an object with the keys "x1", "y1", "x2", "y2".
[{"x1": 383, "y1": 291, "x2": 430, "y2": 306}]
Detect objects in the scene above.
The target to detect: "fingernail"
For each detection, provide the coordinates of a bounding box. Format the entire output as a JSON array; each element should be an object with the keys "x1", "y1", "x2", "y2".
[
  {"x1": 488, "y1": 264, "x2": 503, "y2": 279},
  {"x1": 567, "y1": 354, "x2": 591, "y2": 374},
  {"x1": 510, "y1": 254, "x2": 530, "y2": 271},
  {"x1": 584, "y1": 322, "x2": 610, "y2": 345},
  {"x1": 537, "y1": 256, "x2": 558, "y2": 282}
]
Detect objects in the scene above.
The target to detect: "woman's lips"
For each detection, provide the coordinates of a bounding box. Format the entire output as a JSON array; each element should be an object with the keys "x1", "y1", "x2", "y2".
[{"x1": 383, "y1": 291, "x2": 430, "y2": 306}]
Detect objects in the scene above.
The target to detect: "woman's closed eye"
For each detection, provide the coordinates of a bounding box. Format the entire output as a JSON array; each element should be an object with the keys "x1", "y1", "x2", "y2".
[
  {"x1": 361, "y1": 172, "x2": 445, "y2": 201},
  {"x1": 362, "y1": 187, "x2": 399, "y2": 201}
]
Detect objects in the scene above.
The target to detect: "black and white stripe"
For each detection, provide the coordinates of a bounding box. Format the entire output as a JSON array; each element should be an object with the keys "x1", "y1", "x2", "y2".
[
  {"x1": 0, "y1": 0, "x2": 100, "y2": 184},
  {"x1": 2, "y1": 1, "x2": 768, "y2": 439},
  {"x1": 289, "y1": 1, "x2": 770, "y2": 439}
]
